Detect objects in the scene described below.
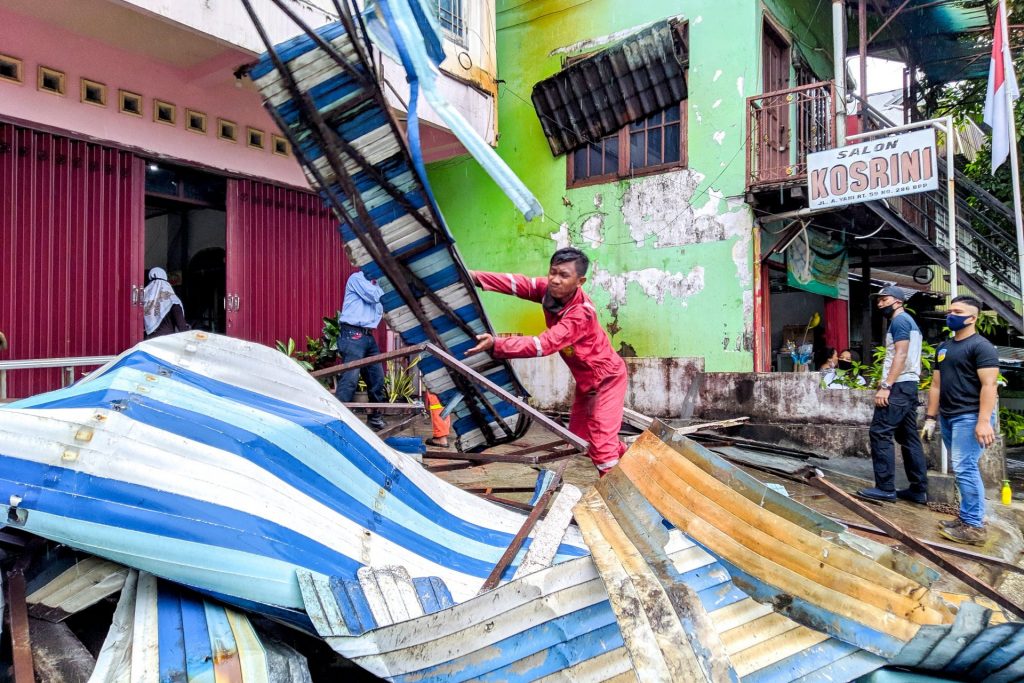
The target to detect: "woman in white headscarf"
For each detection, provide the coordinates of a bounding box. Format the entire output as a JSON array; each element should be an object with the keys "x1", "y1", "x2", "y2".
[{"x1": 143, "y1": 267, "x2": 188, "y2": 337}]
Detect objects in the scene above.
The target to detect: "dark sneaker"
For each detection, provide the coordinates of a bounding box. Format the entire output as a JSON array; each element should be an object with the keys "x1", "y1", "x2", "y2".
[
  {"x1": 938, "y1": 522, "x2": 987, "y2": 546},
  {"x1": 856, "y1": 487, "x2": 897, "y2": 502},
  {"x1": 896, "y1": 488, "x2": 928, "y2": 505},
  {"x1": 939, "y1": 518, "x2": 962, "y2": 529},
  {"x1": 368, "y1": 417, "x2": 387, "y2": 431}
]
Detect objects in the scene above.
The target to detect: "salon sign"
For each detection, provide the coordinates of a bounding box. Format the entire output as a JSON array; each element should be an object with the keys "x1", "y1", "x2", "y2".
[{"x1": 807, "y1": 128, "x2": 938, "y2": 209}]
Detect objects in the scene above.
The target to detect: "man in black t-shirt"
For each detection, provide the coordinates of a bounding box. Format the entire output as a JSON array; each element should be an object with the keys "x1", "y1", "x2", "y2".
[{"x1": 920, "y1": 296, "x2": 1000, "y2": 546}]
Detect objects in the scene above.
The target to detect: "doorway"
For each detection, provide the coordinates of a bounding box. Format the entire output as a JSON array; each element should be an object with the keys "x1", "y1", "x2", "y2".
[
  {"x1": 144, "y1": 162, "x2": 227, "y2": 333},
  {"x1": 760, "y1": 19, "x2": 792, "y2": 176}
]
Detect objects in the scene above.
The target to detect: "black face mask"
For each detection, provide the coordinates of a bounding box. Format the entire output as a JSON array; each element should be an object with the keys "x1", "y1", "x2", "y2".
[
  {"x1": 837, "y1": 359, "x2": 853, "y2": 371},
  {"x1": 880, "y1": 304, "x2": 899, "y2": 319}
]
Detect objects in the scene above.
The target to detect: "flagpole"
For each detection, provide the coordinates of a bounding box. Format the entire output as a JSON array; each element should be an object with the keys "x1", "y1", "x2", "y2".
[{"x1": 1001, "y1": 0, "x2": 1024, "y2": 327}]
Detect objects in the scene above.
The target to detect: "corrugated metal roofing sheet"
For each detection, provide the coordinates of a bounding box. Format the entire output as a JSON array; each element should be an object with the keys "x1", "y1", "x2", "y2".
[{"x1": 531, "y1": 19, "x2": 688, "y2": 157}]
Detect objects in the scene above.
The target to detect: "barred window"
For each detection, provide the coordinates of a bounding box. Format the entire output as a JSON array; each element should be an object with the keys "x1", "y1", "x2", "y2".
[{"x1": 437, "y1": 0, "x2": 464, "y2": 39}]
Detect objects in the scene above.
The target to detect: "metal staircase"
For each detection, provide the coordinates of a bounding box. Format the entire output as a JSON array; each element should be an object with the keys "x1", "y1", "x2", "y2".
[{"x1": 860, "y1": 104, "x2": 1023, "y2": 331}]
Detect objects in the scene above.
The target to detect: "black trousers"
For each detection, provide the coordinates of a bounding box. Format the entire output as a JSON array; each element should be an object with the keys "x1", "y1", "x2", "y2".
[{"x1": 868, "y1": 380, "x2": 928, "y2": 493}]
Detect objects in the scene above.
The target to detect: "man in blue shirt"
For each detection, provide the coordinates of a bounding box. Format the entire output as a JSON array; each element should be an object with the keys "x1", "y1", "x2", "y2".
[
  {"x1": 858, "y1": 286, "x2": 929, "y2": 503},
  {"x1": 335, "y1": 272, "x2": 387, "y2": 431}
]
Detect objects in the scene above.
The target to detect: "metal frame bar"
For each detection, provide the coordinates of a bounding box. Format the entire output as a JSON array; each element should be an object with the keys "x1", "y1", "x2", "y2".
[
  {"x1": 478, "y1": 459, "x2": 568, "y2": 593},
  {"x1": 314, "y1": 342, "x2": 588, "y2": 452},
  {"x1": 801, "y1": 468, "x2": 1024, "y2": 619},
  {"x1": 746, "y1": 81, "x2": 837, "y2": 188},
  {"x1": 0, "y1": 355, "x2": 116, "y2": 400},
  {"x1": 6, "y1": 568, "x2": 35, "y2": 683},
  {"x1": 867, "y1": 0, "x2": 914, "y2": 45},
  {"x1": 832, "y1": 516, "x2": 1024, "y2": 576},
  {"x1": 422, "y1": 450, "x2": 572, "y2": 465},
  {"x1": 241, "y1": 0, "x2": 520, "y2": 443}
]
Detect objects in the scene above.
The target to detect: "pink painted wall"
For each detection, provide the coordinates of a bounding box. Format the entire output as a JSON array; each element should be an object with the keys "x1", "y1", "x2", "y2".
[{"x1": 0, "y1": 6, "x2": 308, "y2": 188}]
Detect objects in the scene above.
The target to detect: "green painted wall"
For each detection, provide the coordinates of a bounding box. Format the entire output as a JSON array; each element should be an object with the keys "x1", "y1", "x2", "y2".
[{"x1": 427, "y1": 0, "x2": 834, "y2": 371}]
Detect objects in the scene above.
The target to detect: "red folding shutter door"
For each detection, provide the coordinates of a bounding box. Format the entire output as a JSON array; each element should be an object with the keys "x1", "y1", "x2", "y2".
[
  {"x1": 0, "y1": 123, "x2": 144, "y2": 398},
  {"x1": 226, "y1": 179, "x2": 375, "y2": 352}
]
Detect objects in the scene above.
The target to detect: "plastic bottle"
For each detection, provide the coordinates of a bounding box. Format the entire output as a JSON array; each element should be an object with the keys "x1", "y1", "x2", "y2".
[{"x1": 1002, "y1": 480, "x2": 1013, "y2": 506}]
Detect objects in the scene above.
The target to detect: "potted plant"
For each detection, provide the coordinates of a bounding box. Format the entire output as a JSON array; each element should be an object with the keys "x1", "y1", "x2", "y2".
[
  {"x1": 353, "y1": 377, "x2": 369, "y2": 404},
  {"x1": 384, "y1": 357, "x2": 420, "y2": 403}
]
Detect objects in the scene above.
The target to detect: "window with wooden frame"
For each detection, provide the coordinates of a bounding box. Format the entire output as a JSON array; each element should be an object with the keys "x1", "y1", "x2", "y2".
[
  {"x1": 568, "y1": 101, "x2": 687, "y2": 187},
  {"x1": 154, "y1": 100, "x2": 176, "y2": 125},
  {"x1": 38, "y1": 66, "x2": 66, "y2": 95},
  {"x1": 247, "y1": 127, "x2": 265, "y2": 150},
  {"x1": 186, "y1": 109, "x2": 207, "y2": 134},
  {"x1": 271, "y1": 134, "x2": 290, "y2": 157},
  {"x1": 81, "y1": 79, "x2": 107, "y2": 107},
  {"x1": 119, "y1": 89, "x2": 143, "y2": 116},
  {"x1": 217, "y1": 118, "x2": 238, "y2": 142},
  {"x1": 0, "y1": 54, "x2": 23, "y2": 84}
]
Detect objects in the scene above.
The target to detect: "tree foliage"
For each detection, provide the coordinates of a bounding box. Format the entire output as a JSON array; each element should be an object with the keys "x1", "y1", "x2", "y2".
[{"x1": 931, "y1": 0, "x2": 1024, "y2": 201}]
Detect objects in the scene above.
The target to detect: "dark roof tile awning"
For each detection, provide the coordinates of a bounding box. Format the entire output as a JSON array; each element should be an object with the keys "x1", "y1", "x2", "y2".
[{"x1": 531, "y1": 19, "x2": 688, "y2": 157}]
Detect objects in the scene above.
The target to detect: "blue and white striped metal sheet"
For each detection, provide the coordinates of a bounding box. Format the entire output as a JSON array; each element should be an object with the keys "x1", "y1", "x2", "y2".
[
  {"x1": 301, "y1": 529, "x2": 886, "y2": 682},
  {"x1": 90, "y1": 569, "x2": 313, "y2": 682},
  {"x1": 890, "y1": 599, "x2": 1024, "y2": 681},
  {"x1": 247, "y1": 11, "x2": 532, "y2": 452},
  {"x1": 0, "y1": 333, "x2": 587, "y2": 622}
]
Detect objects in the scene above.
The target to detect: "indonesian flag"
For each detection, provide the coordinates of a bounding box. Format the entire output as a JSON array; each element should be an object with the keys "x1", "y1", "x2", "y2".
[{"x1": 984, "y1": 2, "x2": 1020, "y2": 174}]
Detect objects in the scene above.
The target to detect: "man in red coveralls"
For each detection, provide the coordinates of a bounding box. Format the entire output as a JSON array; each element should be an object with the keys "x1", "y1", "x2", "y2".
[{"x1": 466, "y1": 247, "x2": 628, "y2": 475}]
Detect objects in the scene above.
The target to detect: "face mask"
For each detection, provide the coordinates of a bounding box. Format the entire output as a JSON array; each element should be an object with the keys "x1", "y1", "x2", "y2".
[
  {"x1": 946, "y1": 313, "x2": 973, "y2": 331},
  {"x1": 837, "y1": 359, "x2": 853, "y2": 371},
  {"x1": 880, "y1": 304, "x2": 898, "y2": 319}
]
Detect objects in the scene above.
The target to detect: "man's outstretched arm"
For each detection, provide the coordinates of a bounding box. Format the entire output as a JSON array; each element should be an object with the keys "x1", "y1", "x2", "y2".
[
  {"x1": 466, "y1": 307, "x2": 587, "y2": 359},
  {"x1": 471, "y1": 271, "x2": 546, "y2": 303}
]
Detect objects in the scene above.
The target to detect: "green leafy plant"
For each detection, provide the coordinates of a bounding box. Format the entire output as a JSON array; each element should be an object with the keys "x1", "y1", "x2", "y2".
[
  {"x1": 383, "y1": 356, "x2": 420, "y2": 403},
  {"x1": 297, "y1": 315, "x2": 343, "y2": 370},
  {"x1": 976, "y1": 312, "x2": 1008, "y2": 337},
  {"x1": 836, "y1": 340, "x2": 936, "y2": 391},
  {"x1": 1000, "y1": 407, "x2": 1024, "y2": 446},
  {"x1": 275, "y1": 337, "x2": 313, "y2": 372}
]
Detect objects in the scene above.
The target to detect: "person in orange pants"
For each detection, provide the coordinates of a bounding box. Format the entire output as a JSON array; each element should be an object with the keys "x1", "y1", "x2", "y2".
[
  {"x1": 424, "y1": 391, "x2": 451, "y2": 448},
  {"x1": 466, "y1": 247, "x2": 627, "y2": 475}
]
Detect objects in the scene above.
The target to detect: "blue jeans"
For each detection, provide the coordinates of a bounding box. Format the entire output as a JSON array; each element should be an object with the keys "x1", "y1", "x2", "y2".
[
  {"x1": 940, "y1": 413, "x2": 995, "y2": 528},
  {"x1": 334, "y1": 326, "x2": 386, "y2": 405}
]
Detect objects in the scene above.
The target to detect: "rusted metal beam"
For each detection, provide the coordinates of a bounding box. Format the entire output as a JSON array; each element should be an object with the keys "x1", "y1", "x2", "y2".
[
  {"x1": 423, "y1": 343, "x2": 589, "y2": 452},
  {"x1": 264, "y1": 0, "x2": 372, "y2": 88},
  {"x1": 501, "y1": 439, "x2": 570, "y2": 457},
  {"x1": 859, "y1": 0, "x2": 868, "y2": 110},
  {"x1": 478, "y1": 459, "x2": 568, "y2": 593},
  {"x1": 831, "y1": 517, "x2": 1024, "y2": 576},
  {"x1": 240, "y1": 1, "x2": 501, "y2": 444},
  {"x1": 421, "y1": 451, "x2": 556, "y2": 465},
  {"x1": 7, "y1": 569, "x2": 36, "y2": 683},
  {"x1": 424, "y1": 461, "x2": 479, "y2": 473},
  {"x1": 801, "y1": 468, "x2": 1024, "y2": 619},
  {"x1": 868, "y1": 0, "x2": 913, "y2": 45},
  {"x1": 311, "y1": 344, "x2": 427, "y2": 379},
  {"x1": 464, "y1": 486, "x2": 538, "y2": 494},
  {"x1": 479, "y1": 495, "x2": 535, "y2": 512},
  {"x1": 342, "y1": 402, "x2": 424, "y2": 411},
  {"x1": 316, "y1": 342, "x2": 586, "y2": 453}
]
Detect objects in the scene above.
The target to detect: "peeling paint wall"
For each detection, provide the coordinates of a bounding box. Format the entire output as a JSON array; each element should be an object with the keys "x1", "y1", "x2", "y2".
[{"x1": 426, "y1": 0, "x2": 835, "y2": 372}]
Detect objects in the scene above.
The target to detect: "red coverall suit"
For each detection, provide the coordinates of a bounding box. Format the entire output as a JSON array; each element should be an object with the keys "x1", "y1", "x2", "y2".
[{"x1": 474, "y1": 271, "x2": 628, "y2": 473}]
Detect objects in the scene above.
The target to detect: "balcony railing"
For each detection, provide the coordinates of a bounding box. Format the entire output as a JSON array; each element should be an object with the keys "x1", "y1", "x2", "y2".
[{"x1": 747, "y1": 81, "x2": 837, "y2": 189}]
